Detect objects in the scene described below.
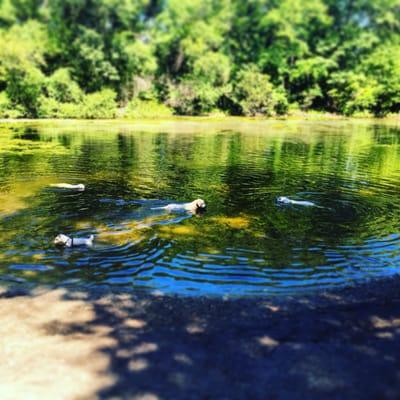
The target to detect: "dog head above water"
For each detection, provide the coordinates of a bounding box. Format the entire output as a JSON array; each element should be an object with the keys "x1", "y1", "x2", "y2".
[
  {"x1": 187, "y1": 199, "x2": 206, "y2": 214},
  {"x1": 277, "y1": 196, "x2": 290, "y2": 204},
  {"x1": 54, "y1": 233, "x2": 70, "y2": 246},
  {"x1": 194, "y1": 199, "x2": 206, "y2": 210}
]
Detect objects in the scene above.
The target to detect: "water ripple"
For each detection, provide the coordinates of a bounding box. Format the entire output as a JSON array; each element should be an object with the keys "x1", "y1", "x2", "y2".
[{"x1": 0, "y1": 122, "x2": 399, "y2": 295}]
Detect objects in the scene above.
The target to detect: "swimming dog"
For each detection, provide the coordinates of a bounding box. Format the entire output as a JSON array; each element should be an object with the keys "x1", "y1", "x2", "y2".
[
  {"x1": 54, "y1": 234, "x2": 94, "y2": 247},
  {"x1": 50, "y1": 183, "x2": 85, "y2": 191},
  {"x1": 277, "y1": 196, "x2": 317, "y2": 207},
  {"x1": 152, "y1": 199, "x2": 206, "y2": 214}
]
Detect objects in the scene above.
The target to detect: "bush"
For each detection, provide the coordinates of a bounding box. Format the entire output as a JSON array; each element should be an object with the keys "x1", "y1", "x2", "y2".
[
  {"x1": 0, "y1": 91, "x2": 24, "y2": 118},
  {"x1": 167, "y1": 80, "x2": 221, "y2": 115},
  {"x1": 38, "y1": 69, "x2": 84, "y2": 118},
  {"x1": 231, "y1": 66, "x2": 282, "y2": 116},
  {"x1": 297, "y1": 85, "x2": 323, "y2": 111},
  {"x1": 370, "y1": 86, "x2": 400, "y2": 117},
  {"x1": 328, "y1": 72, "x2": 379, "y2": 116},
  {"x1": 39, "y1": 88, "x2": 117, "y2": 119},
  {"x1": 37, "y1": 96, "x2": 82, "y2": 118},
  {"x1": 45, "y1": 68, "x2": 83, "y2": 103},
  {"x1": 273, "y1": 90, "x2": 289, "y2": 115},
  {"x1": 361, "y1": 45, "x2": 400, "y2": 117},
  {"x1": 124, "y1": 99, "x2": 173, "y2": 119},
  {"x1": 6, "y1": 66, "x2": 45, "y2": 117},
  {"x1": 81, "y1": 89, "x2": 117, "y2": 119}
]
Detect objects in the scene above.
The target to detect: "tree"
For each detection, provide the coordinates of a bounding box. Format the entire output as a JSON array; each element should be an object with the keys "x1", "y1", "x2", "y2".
[
  {"x1": 328, "y1": 71, "x2": 379, "y2": 115},
  {"x1": 0, "y1": 0, "x2": 399, "y2": 117},
  {"x1": 0, "y1": 20, "x2": 48, "y2": 116},
  {"x1": 361, "y1": 44, "x2": 400, "y2": 115}
]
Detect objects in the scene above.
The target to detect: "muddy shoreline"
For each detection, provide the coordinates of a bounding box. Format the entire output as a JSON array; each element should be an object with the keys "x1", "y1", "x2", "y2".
[{"x1": 2, "y1": 271, "x2": 400, "y2": 304}]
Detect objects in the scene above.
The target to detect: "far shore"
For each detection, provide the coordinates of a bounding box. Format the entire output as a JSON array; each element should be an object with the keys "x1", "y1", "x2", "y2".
[
  {"x1": 0, "y1": 114, "x2": 399, "y2": 138},
  {"x1": 1, "y1": 112, "x2": 400, "y2": 125},
  {"x1": 1, "y1": 275, "x2": 400, "y2": 399}
]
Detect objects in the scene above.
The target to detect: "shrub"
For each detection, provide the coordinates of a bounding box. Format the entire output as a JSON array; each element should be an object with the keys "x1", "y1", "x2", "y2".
[
  {"x1": 371, "y1": 86, "x2": 400, "y2": 117},
  {"x1": 128, "y1": 76, "x2": 155, "y2": 102},
  {"x1": 328, "y1": 72, "x2": 379, "y2": 116},
  {"x1": 81, "y1": 89, "x2": 117, "y2": 119},
  {"x1": 45, "y1": 68, "x2": 83, "y2": 103},
  {"x1": 273, "y1": 90, "x2": 289, "y2": 115},
  {"x1": 37, "y1": 96, "x2": 82, "y2": 118},
  {"x1": 6, "y1": 66, "x2": 45, "y2": 117},
  {"x1": 167, "y1": 80, "x2": 221, "y2": 115},
  {"x1": 361, "y1": 45, "x2": 400, "y2": 117},
  {"x1": 0, "y1": 91, "x2": 9, "y2": 114},
  {"x1": 0, "y1": 91, "x2": 24, "y2": 118},
  {"x1": 124, "y1": 99, "x2": 173, "y2": 119},
  {"x1": 39, "y1": 88, "x2": 118, "y2": 119},
  {"x1": 231, "y1": 66, "x2": 279, "y2": 116},
  {"x1": 37, "y1": 96, "x2": 59, "y2": 118},
  {"x1": 38, "y1": 69, "x2": 84, "y2": 118}
]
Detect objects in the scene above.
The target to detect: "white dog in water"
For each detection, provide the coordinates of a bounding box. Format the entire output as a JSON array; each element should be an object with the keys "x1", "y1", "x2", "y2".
[
  {"x1": 277, "y1": 196, "x2": 317, "y2": 207},
  {"x1": 152, "y1": 199, "x2": 206, "y2": 214},
  {"x1": 54, "y1": 233, "x2": 94, "y2": 247},
  {"x1": 50, "y1": 183, "x2": 85, "y2": 191}
]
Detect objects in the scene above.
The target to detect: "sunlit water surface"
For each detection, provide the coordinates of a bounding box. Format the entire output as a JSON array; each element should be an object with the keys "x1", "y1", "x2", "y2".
[{"x1": 0, "y1": 120, "x2": 399, "y2": 296}]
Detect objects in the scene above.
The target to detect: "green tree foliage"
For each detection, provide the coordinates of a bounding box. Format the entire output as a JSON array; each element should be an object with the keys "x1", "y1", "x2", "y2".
[
  {"x1": 124, "y1": 98, "x2": 172, "y2": 118},
  {"x1": 38, "y1": 68, "x2": 84, "y2": 118},
  {"x1": 0, "y1": 0, "x2": 399, "y2": 118},
  {"x1": 328, "y1": 72, "x2": 379, "y2": 115},
  {"x1": 45, "y1": 68, "x2": 83, "y2": 103},
  {"x1": 6, "y1": 66, "x2": 45, "y2": 116},
  {"x1": 111, "y1": 32, "x2": 157, "y2": 101},
  {"x1": 0, "y1": 20, "x2": 47, "y2": 82},
  {"x1": 0, "y1": 0, "x2": 17, "y2": 27},
  {"x1": 81, "y1": 89, "x2": 118, "y2": 119},
  {"x1": 289, "y1": 56, "x2": 337, "y2": 110},
  {"x1": 166, "y1": 79, "x2": 222, "y2": 115},
  {"x1": 361, "y1": 44, "x2": 400, "y2": 116},
  {"x1": 47, "y1": 0, "x2": 154, "y2": 93},
  {"x1": 154, "y1": 0, "x2": 232, "y2": 76},
  {"x1": 0, "y1": 91, "x2": 24, "y2": 118},
  {"x1": 231, "y1": 66, "x2": 286, "y2": 116}
]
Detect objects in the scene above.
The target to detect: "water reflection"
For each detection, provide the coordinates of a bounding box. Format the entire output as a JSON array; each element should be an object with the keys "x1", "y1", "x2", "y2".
[{"x1": 0, "y1": 121, "x2": 399, "y2": 295}]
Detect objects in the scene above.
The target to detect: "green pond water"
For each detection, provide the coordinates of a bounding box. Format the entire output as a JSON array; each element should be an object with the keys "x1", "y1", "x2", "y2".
[{"x1": 0, "y1": 119, "x2": 399, "y2": 296}]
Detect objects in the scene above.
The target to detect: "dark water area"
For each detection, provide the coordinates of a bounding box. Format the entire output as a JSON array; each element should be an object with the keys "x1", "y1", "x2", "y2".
[{"x1": 0, "y1": 120, "x2": 399, "y2": 296}]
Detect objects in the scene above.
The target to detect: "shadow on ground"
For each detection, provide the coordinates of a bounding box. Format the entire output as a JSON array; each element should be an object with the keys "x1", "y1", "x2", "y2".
[{"x1": 1, "y1": 279, "x2": 400, "y2": 400}]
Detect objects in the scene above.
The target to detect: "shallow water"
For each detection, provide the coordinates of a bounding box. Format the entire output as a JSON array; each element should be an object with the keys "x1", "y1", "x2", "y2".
[{"x1": 0, "y1": 120, "x2": 399, "y2": 296}]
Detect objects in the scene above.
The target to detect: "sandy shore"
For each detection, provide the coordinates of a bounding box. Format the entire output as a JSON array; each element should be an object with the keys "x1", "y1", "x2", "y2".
[{"x1": 1, "y1": 278, "x2": 400, "y2": 400}]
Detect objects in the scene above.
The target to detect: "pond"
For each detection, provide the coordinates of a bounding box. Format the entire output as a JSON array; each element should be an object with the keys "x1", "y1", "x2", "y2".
[{"x1": 0, "y1": 119, "x2": 399, "y2": 296}]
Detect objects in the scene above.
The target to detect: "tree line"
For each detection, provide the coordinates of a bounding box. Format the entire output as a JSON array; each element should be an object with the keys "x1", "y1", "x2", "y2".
[{"x1": 0, "y1": 0, "x2": 399, "y2": 119}]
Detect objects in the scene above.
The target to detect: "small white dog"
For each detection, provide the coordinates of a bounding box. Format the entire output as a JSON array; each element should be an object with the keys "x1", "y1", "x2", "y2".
[
  {"x1": 50, "y1": 183, "x2": 85, "y2": 191},
  {"x1": 277, "y1": 196, "x2": 317, "y2": 207},
  {"x1": 152, "y1": 199, "x2": 206, "y2": 213},
  {"x1": 54, "y1": 233, "x2": 94, "y2": 247}
]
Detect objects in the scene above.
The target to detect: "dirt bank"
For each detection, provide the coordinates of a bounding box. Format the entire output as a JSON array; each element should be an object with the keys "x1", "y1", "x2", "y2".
[{"x1": 1, "y1": 277, "x2": 400, "y2": 400}]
